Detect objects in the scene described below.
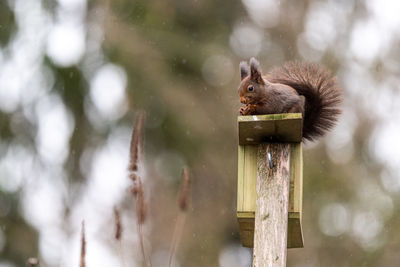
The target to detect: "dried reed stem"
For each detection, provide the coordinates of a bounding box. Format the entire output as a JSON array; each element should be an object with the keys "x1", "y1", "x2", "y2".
[
  {"x1": 80, "y1": 221, "x2": 86, "y2": 267},
  {"x1": 114, "y1": 207, "x2": 122, "y2": 241},
  {"x1": 168, "y1": 213, "x2": 187, "y2": 267},
  {"x1": 133, "y1": 177, "x2": 151, "y2": 267},
  {"x1": 114, "y1": 207, "x2": 127, "y2": 267},
  {"x1": 136, "y1": 178, "x2": 147, "y2": 224},
  {"x1": 178, "y1": 167, "x2": 190, "y2": 212},
  {"x1": 128, "y1": 111, "x2": 146, "y2": 177},
  {"x1": 168, "y1": 167, "x2": 191, "y2": 267},
  {"x1": 128, "y1": 111, "x2": 151, "y2": 266},
  {"x1": 130, "y1": 183, "x2": 139, "y2": 197},
  {"x1": 137, "y1": 221, "x2": 151, "y2": 267}
]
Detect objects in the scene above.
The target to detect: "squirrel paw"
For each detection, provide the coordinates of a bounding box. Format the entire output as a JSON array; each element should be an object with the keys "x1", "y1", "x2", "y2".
[
  {"x1": 239, "y1": 105, "x2": 253, "y2": 115},
  {"x1": 239, "y1": 106, "x2": 247, "y2": 115}
]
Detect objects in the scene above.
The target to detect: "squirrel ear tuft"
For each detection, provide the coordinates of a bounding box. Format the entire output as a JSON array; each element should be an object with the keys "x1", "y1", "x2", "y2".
[
  {"x1": 249, "y1": 57, "x2": 264, "y2": 84},
  {"x1": 240, "y1": 61, "x2": 249, "y2": 80}
]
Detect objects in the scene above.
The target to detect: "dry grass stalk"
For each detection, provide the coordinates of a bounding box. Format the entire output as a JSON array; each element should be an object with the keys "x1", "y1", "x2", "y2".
[
  {"x1": 136, "y1": 178, "x2": 147, "y2": 224},
  {"x1": 127, "y1": 111, "x2": 151, "y2": 267},
  {"x1": 178, "y1": 167, "x2": 190, "y2": 211},
  {"x1": 129, "y1": 172, "x2": 138, "y2": 182},
  {"x1": 169, "y1": 167, "x2": 191, "y2": 267},
  {"x1": 113, "y1": 207, "x2": 122, "y2": 241},
  {"x1": 168, "y1": 213, "x2": 187, "y2": 267},
  {"x1": 132, "y1": 177, "x2": 150, "y2": 267},
  {"x1": 128, "y1": 111, "x2": 146, "y2": 176},
  {"x1": 113, "y1": 207, "x2": 127, "y2": 267},
  {"x1": 138, "y1": 220, "x2": 149, "y2": 267},
  {"x1": 26, "y1": 258, "x2": 39, "y2": 267},
  {"x1": 80, "y1": 221, "x2": 86, "y2": 267},
  {"x1": 130, "y1": 183, "x2": 139, "y2": 197}
]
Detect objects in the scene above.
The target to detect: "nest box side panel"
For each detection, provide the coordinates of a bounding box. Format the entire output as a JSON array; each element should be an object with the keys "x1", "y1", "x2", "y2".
[
  {"x1": 237, "y1": 145, "x2": 257, "y2": 213},
  {"x1": 236, "y1": 114, "x2": 304, "y2": 248},
  {"x1": 288, "y1": 143, "x2": 304, "y2": 248},
  {"x1": 237, "y1": 145, "x2": 257, "y2": 247}
]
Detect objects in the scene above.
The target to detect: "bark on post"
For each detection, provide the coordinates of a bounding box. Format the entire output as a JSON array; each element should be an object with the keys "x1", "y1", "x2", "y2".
[{"x1": 253, "y1": 143, "x2": 291, "y2": 267}]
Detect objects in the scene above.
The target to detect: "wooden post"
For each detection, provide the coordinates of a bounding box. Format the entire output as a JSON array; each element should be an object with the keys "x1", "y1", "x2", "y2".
[{"x1": 253, "y1": 143, "x2": 291, "y2": 267}]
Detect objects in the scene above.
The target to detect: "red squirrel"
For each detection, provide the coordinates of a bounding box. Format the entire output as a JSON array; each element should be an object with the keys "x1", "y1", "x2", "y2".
[{"x1": 238, "y1": 58, "x2": 342, "y2": 141}]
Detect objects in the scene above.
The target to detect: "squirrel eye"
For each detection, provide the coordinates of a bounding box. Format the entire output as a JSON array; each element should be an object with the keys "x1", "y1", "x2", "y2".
[{"x1": 248, "y1": 86, "x2": 254, "y2": 92}]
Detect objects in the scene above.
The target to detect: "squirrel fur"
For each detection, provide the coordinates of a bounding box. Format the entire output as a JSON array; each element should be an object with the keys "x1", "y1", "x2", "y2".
[{"x1": 238, "y1": 58, "x2": 342, "y2": 141}]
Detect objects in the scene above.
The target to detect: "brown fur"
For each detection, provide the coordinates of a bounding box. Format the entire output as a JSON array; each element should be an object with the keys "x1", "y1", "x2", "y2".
[{"x1": 238, "y1": 58, "x2": 342, "y2": 141}]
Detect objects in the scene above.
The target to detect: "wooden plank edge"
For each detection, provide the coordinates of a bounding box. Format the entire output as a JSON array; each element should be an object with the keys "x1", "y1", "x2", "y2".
[
  {"x1": 237, "y1": 113, "x2": 302, "y2": 122},
  {"x1": 237, "y1": 146, "x2": 245, "y2": 211},
  {"x1": 237, "y1": 211, "x2": 255, "y2": 218}
]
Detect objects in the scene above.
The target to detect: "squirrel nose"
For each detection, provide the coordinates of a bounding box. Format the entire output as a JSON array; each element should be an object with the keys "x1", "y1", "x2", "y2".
[{"x1": 240, "y1": 97, "x2": 247, "y2": 104}]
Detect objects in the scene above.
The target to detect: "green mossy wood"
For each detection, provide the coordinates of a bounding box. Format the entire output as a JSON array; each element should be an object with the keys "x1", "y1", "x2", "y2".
[{"x1": 237, "y1": 113, "x2": 304, "y2": 249}]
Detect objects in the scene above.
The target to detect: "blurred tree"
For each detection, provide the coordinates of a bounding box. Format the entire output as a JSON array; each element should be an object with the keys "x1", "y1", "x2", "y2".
[
  {"x1": 1, "y1": 0, "x2": 400, "y2": 266},
  {"x1": 0, "y1": 1, "x2": 16, "y2": 47}
]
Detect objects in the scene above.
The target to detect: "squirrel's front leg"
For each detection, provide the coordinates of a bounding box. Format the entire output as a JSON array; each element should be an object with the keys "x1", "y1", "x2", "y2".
[
  {"x1": 239, "y1": 106, "x2": 247, "y2": 115},
  {"x1": 239, "y1": 105, "x2": 257, "y2": 115}
]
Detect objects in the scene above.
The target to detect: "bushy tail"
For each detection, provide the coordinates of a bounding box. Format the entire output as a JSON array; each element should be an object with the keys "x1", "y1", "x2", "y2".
[{"x1": 267, "y1": 61, "x2": 342, "y2": 141}]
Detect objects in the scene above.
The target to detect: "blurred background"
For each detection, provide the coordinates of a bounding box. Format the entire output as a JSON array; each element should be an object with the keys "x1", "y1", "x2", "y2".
[{"x1": 1, "y1": 0, "x2": 400, "y2": 266}]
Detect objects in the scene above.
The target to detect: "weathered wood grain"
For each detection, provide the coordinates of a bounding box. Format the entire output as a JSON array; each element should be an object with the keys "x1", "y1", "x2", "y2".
[{"x1": 253, "y1": 143, "x2": 290, "y2": 267}]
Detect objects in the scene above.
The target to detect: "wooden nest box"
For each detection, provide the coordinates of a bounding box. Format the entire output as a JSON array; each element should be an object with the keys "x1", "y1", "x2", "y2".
[{"x1": 237, "y1": 113, "x2": 304, "y2": 248}]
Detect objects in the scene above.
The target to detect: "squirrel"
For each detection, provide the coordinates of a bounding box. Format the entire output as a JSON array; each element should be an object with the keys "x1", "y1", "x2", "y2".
[{"x1": 238, "y1": 58, "x2": 342, "y2": 141}]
